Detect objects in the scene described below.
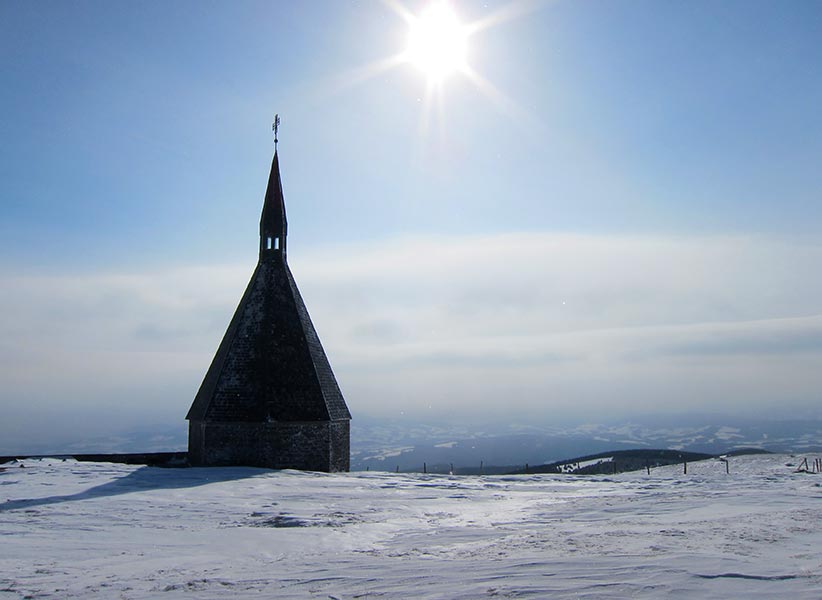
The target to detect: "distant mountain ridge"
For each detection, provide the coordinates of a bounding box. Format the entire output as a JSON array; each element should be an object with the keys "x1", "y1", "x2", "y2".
[{"x1": 350, "y1": 415, "x2": 822, "y2": 472}]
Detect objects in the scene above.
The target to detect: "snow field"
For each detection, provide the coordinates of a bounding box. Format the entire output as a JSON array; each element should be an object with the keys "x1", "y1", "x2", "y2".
[{"x1": 1, "y1": 454, "x2": 822, "y2": 598}]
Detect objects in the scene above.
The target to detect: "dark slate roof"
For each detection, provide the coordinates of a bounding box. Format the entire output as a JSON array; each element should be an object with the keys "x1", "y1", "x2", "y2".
[
  {"x1": 186, "y1": 151, "x2": 350, "y2": 423},
  {"x1": 260, "y1": 152, "x2": 287, "y2": 258}
]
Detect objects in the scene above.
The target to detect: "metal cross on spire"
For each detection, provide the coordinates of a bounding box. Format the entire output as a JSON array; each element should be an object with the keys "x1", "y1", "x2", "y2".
[{"x1": 272, "y1": 114, "x2": 281, "y2": 151}]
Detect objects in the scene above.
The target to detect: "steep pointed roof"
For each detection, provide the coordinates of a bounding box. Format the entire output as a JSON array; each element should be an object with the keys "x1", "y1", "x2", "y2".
[
  {"x1": 187, "y1": 151, "x2": 350, "y2": 424},
  {"x1": 259, "y1": 151, "x2": 287, "y2": 260}
]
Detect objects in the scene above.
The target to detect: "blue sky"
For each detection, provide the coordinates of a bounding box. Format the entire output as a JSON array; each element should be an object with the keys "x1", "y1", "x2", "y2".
[{"x1": 2, "y1": 1, "x2": 822, "y2": 450}]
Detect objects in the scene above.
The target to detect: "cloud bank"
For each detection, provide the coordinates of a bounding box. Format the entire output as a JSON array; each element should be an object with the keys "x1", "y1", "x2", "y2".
[{"x1": 2, "y1": 233, "x2": 821, "y2": 450}]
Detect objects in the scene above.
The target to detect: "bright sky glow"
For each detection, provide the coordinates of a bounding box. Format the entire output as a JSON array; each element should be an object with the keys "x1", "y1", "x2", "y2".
[{"x1": 404, "y1": 2, "x2": 468, "y2": 83}]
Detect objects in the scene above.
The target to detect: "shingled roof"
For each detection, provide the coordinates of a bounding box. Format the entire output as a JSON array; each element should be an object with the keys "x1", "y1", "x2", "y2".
[{"x1": 186, "y1": 151, "x2": 350, "y2": 424}]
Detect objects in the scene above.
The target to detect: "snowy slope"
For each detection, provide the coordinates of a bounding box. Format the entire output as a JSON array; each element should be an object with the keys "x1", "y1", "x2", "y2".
[{"x1": 2, "y1": 455, "x2": 822, "y2": 598}]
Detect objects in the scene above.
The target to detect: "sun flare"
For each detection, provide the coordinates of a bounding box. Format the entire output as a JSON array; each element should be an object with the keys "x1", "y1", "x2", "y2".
[
  {"x1": 404, "y1": 2, "x2": 468, "y2": 83},
  {"x1": 335, "y1": 0, "x2": 536, "y2": 135}
]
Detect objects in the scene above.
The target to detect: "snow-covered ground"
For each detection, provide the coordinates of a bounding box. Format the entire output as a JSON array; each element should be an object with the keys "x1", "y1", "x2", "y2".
[{"x1": 2, "y1": 455, "x2": 821, "y2": 599}]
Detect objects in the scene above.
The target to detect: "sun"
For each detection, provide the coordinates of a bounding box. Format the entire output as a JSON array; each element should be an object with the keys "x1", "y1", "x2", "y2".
[
  {"x1": 333, "y1": 0, "x2": 536, "y2": 133},
  {"x1": 403, "y1": 2, "x2": 468, "y2": 83}
]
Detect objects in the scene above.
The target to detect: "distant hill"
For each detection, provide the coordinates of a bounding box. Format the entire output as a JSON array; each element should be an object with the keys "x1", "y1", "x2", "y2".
[
  {"x1": 724, "y1": 447, "x2": 773, "y2": 457},
  {"x1": 508, "y1": 449, "x2": 715, "y2": 475}
]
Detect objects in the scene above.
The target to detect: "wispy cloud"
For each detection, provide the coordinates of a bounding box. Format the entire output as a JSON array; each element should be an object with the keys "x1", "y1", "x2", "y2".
[{"x1": 2, "y1": 232, "x2": 821, "y2": 447}]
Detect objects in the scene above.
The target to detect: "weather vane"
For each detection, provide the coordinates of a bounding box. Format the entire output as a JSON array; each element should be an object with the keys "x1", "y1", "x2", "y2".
[{"x1": 273, "y1": 114, "x2": 281, "y2": 151}]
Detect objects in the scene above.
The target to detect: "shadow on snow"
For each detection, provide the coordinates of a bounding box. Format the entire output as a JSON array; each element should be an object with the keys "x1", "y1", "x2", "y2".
[{"x1": 0, "y1": 464, "x2": 264, "y2": 511}]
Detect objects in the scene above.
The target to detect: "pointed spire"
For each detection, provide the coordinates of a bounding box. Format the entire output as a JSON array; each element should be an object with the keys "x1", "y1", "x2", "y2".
[{"x1": 259, "y1": 149, "x2": 287, "y2": 262}]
